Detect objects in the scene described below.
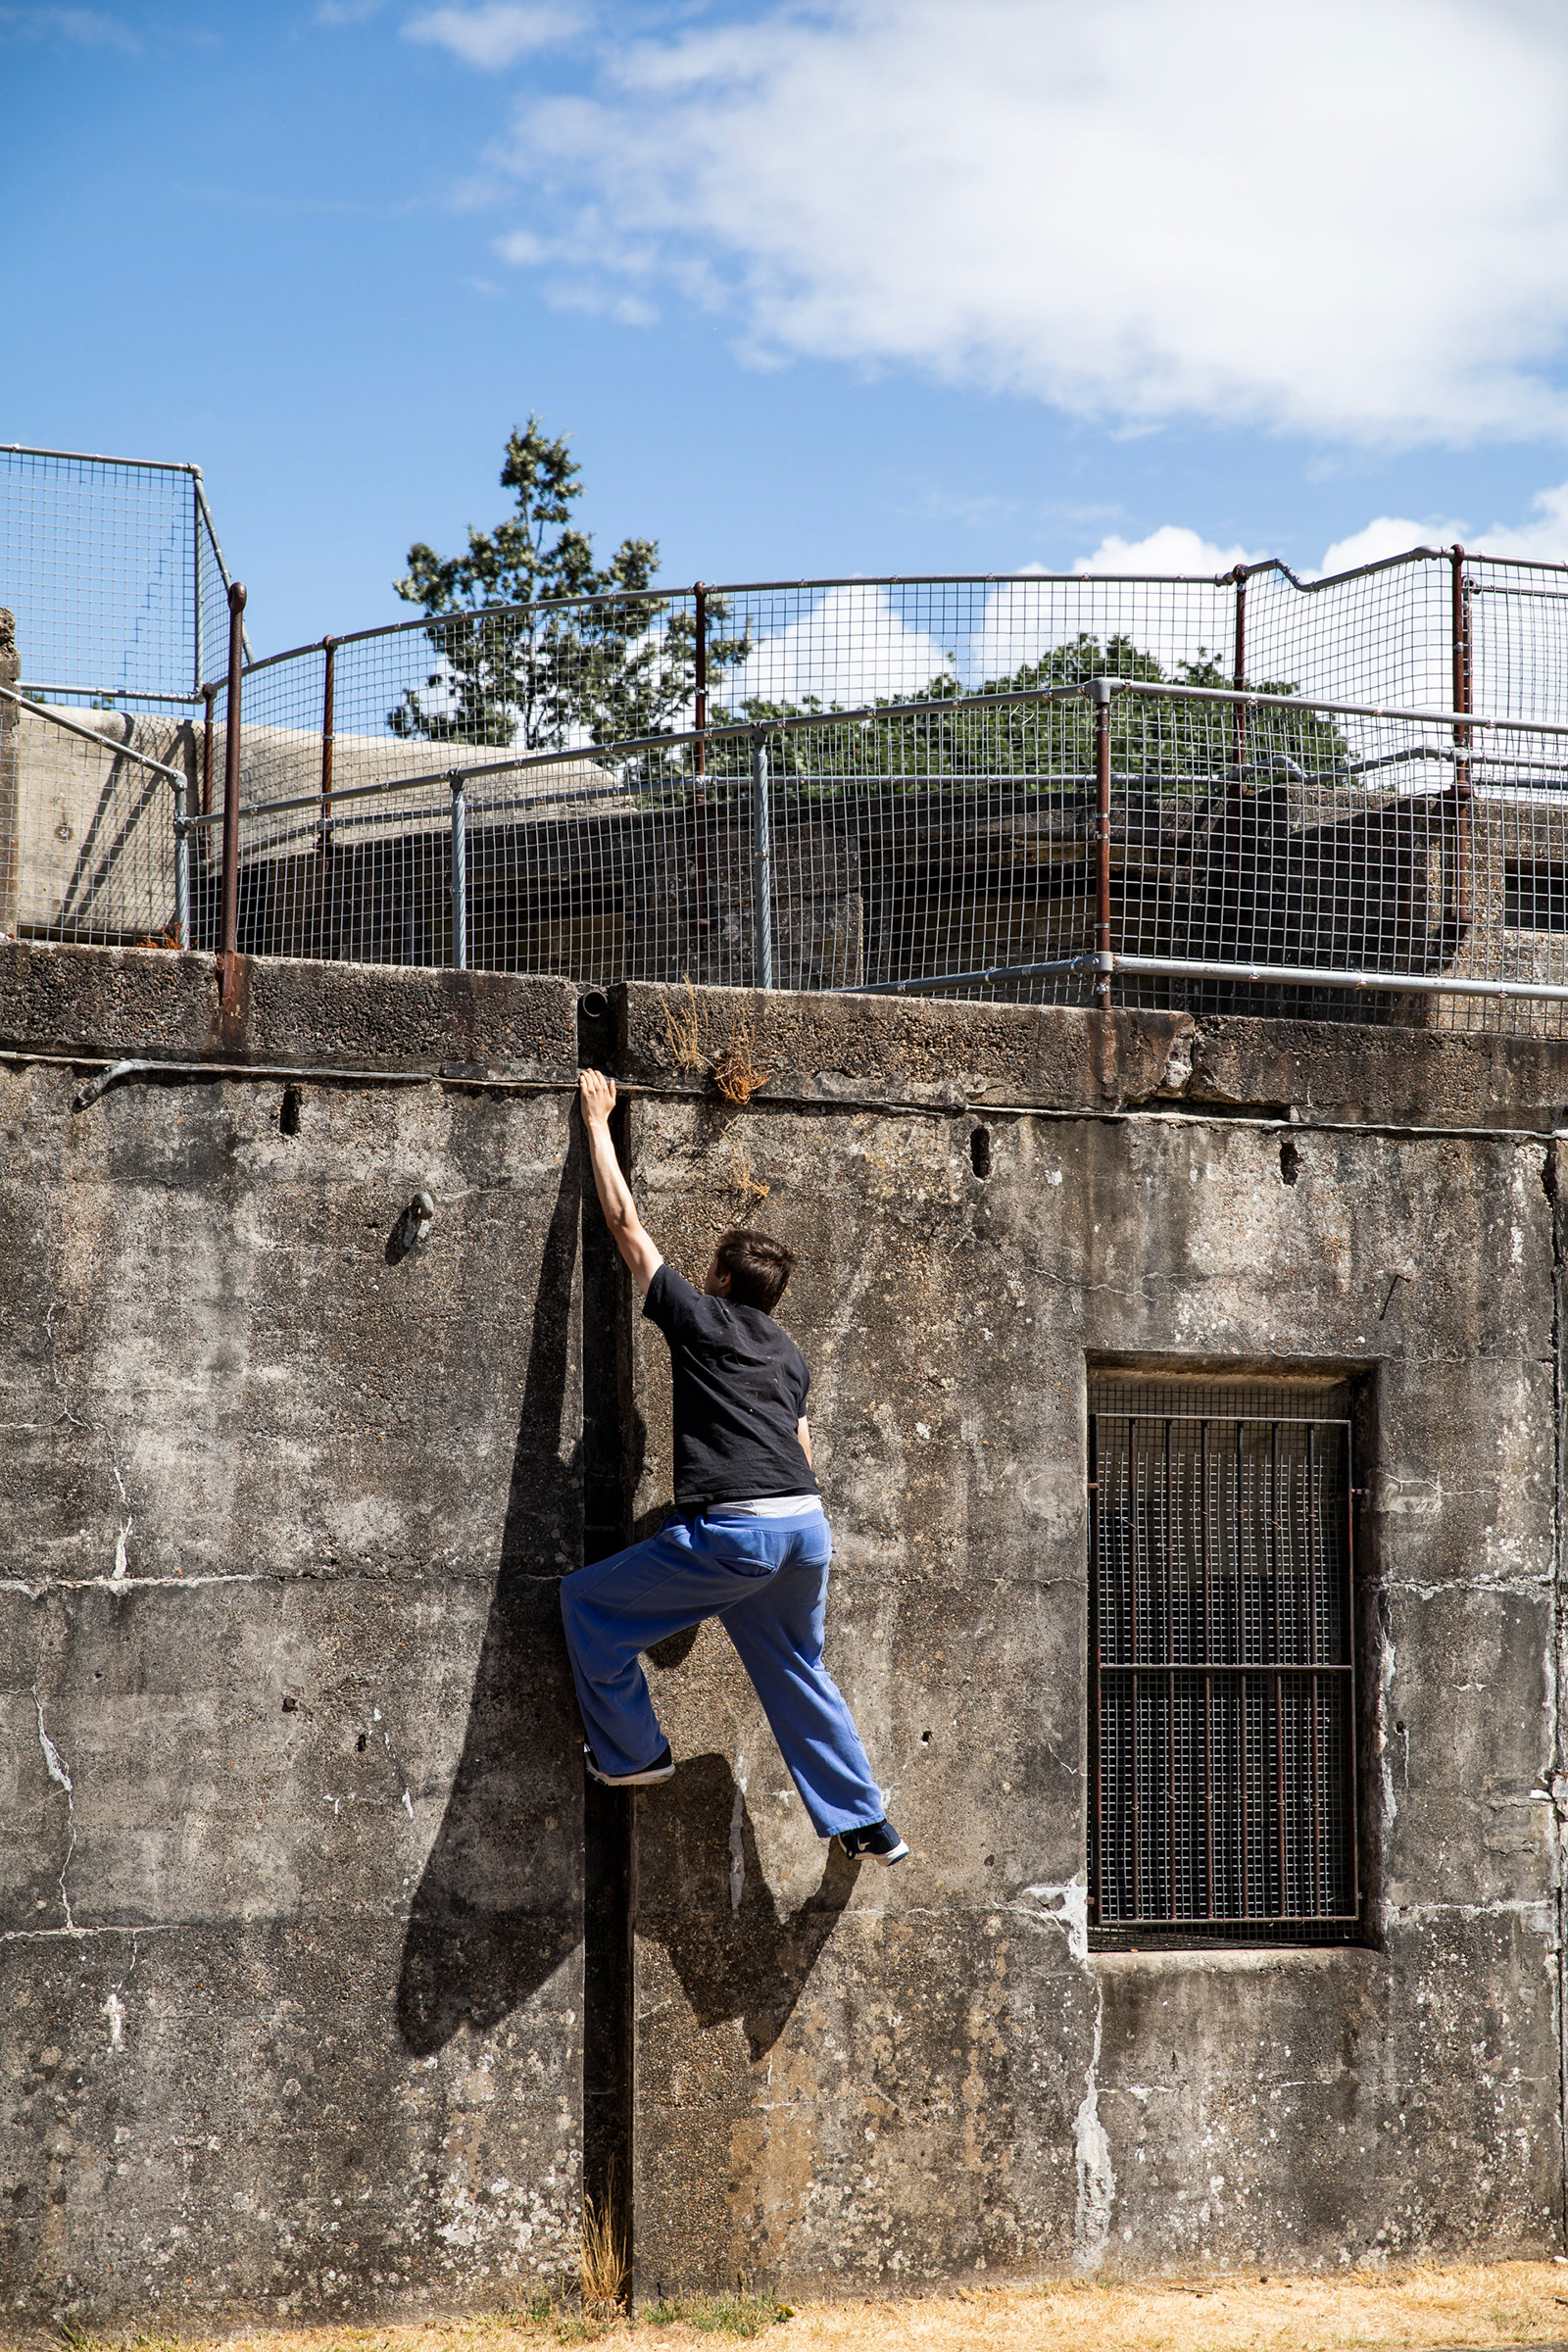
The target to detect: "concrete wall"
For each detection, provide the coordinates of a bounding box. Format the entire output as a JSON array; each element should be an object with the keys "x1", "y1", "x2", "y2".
[
  {"x1": 3, "y1": 941, "x2": 1568, "y2": 2322},
  {"x1": 1, "y1": 948, "x2": 586, "y2": 2327},
  {"x1": 615, "y1": 984, "x2": 1566, "y2": 2292}
]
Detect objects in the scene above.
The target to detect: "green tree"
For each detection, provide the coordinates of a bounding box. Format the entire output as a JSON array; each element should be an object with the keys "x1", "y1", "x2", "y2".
[
  {"x1": 706, "y1": 631, "x2": 1348, "y2": 791},
  {"x1": 390, "y1": 416, "x2": 748, "y2": 754}
]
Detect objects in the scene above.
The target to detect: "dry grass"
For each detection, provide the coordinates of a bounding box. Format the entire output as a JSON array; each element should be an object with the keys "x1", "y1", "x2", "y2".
[
  {"x1": 723, "y1": 1134, "x2": 771, "y2": 1209},
  {"x1": 709, "y1": 1013, "x2": 770, "y2": 1109},
  {"x1": 660, "y1": 980, "x2": 710, "y2": 1077},
  {"x1": 28, "y1": 2259, "x2": 1568, "y2": 2352},
  {"x1": 577, "y1": 2194, "x2": 628, "y2": 2322}
]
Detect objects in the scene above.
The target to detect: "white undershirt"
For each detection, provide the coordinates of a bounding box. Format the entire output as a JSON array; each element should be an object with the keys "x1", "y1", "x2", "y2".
[{"x1": 710, "y1": 1494, "x2": 822, "y2": 1516}]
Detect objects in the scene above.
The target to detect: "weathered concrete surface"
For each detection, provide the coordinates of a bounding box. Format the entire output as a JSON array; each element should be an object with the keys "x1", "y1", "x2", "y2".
[
  {"x1": 619, "y1": 980, "x2": 1566, "y2": 2291},
  {"x1": 4, "y1": 943, "x2": 1568, "y2": 2319},
  {"x1": 1, "y1": 947, "x2": 586, "y2": 2326},
  {"x1": 619, "y1": 977, "x2": 1568, "y2": 1128}
]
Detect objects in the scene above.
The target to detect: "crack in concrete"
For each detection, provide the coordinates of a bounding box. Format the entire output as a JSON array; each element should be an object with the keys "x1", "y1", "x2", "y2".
[
  {"x1": 32, "y1": 1682, "x2": 77, "y2": 1936},
  {"x1": 44, "y1": 1298, "x2": 133, "y2": 1581}
]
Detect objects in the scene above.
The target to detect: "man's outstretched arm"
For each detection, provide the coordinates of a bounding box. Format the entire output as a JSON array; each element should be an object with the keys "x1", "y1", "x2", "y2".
[{"x1": 578, "y1": 1071, "x2": 664, "y2": 1297}]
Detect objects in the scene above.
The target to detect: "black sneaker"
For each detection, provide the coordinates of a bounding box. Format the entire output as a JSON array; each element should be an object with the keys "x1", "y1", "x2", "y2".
[
  {"x1": 584, "y1": 1740, "x2": 675, "y2": 1788},
  {"x1": 836, "y1": 1818, "x2": 909, "y2": 1866}
]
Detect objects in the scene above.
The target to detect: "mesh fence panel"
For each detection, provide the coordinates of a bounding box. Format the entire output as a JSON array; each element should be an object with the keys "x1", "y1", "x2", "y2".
[{"x1": 18, "y1": 528, "x2": 1568, "y2": 1033}]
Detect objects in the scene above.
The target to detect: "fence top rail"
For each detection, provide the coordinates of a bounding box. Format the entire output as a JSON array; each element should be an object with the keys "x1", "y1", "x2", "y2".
[
  {"x1": 0, "y1": 681, "x2": 188, "y2": 788},
  {"x1": 0, "y1": 442, "x2": 203, "y2": 477},
  {"x1": 206, "y1": 543, "x2": 1568, "y2": 695},
  {"x1": 183, "y1": 673, "x2": 1568, "y2": 831},
  {"x1": 18, "y1": 680, "x2": 206, "y2": 707}
]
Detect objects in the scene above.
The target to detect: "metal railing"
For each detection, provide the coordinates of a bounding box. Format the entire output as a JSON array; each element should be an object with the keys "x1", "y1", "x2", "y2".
[{"x1": 14, "y1": 548, "x2": 1568, "y2": 1033}]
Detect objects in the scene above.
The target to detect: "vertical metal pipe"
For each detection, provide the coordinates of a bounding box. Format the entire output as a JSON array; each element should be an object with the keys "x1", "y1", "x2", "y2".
[
  {"x1": 192, "y1": 470, "x2": 204, "y2": 698},
  {"x1": 1091, "y1": 677, "x2": 1113, "y2": 1008},
  {"x1": 319, "y1": 636, "x2": 337, "y2": 852},
  {"x1": 1449, "y1": 547, "x2": 1473, "y2": 938},
  {"x1": 1232, "y1": 564, "x2": 1248, "y2": 783},
  {"x1": 219, "y1": 581, "x2": 246, "y2": 1004},
  {"x1": 752, "y1": 730, "x2": 773, "y2": 989},
  {"x1": 201, "y1": 685, "x2": 215, "y2": 816},
  {"x1": 173, "y1": 773, "x2": 190, "y2": 952},
  {"x1": 692, "y1": 584, "x2": 709, "y2": 962},
  {"x1": 693, "y1": 583, "x2": 708, "y2": 778},
  {"x1": 450, "y1": 772, "x2": 467, "y2": 971}
]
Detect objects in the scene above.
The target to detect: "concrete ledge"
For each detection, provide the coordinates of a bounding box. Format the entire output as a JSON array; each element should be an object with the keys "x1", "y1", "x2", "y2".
[
  {"x1": 0, "y1": 939, "x2": 580, "y2": 1080},
  {"x1": 618, "y1": 978, "x2": 1568, "y2": 1127}
]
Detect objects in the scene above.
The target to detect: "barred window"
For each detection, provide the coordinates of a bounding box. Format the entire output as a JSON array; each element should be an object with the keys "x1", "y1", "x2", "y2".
[{"x1": 1089, "y1": 1375, "x2": 1361, "y2": 1948}]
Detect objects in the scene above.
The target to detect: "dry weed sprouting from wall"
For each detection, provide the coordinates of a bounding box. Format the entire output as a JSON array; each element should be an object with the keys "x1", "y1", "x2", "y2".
[
  {"x1": 724, "y1": 1132, "x2": 771, "y2": 1209},
  {"x1": 658, "y1": 981, "x2": 771, "y2": 1108},
  {"x1": 661, "y1": 978, "x2": 709, "y2": 1076},
  {"x1": 72, "y1": 2259, "x2": 1568, "y2": 2351},
  {"x1": 710, "y1": 1011, "x2": 771, "y2": 1109}
]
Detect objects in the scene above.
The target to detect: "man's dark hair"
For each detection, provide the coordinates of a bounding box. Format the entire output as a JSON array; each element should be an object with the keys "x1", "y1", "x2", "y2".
[{"x1": 714, "y1": 1227, "x2": 797, "y2": 1314}]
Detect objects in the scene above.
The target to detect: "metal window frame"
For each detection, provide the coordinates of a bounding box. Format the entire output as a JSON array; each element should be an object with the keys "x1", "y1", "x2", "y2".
[{"x1": 1087, "y1": 1381, "x2": 1362, "y2": 1949}]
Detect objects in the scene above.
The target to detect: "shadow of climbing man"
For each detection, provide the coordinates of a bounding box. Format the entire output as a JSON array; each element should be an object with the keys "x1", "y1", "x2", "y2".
[
  {"x1": 395, "y1": 1133, "x2": 586, "y2": 2057},
  {"x1": 635, "y1": 1749, "x2": 859, "y2": 2064}
]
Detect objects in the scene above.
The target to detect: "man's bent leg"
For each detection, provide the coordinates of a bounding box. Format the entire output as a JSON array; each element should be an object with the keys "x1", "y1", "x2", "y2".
[
  {"x1": 561, "y1": 1519, "x2": 755, "y2": 1777},
  {"x1": 721, "y1": 1541, "x2": 885, "y2": 1840}
]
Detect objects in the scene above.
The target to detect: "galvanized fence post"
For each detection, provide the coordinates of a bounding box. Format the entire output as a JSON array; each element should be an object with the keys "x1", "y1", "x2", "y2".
[
  {"x1": 172, "y1": 771, "x2": 190, "y2": 951},
  {"x1": 219, "y1": 581, "x2": 246, "y2": 1004},
  {"x1": 1090, "y1": 676, "x2": 1113, "y2": 1010},
  {"x1": 450, "y1": 771, "x2": 467, "y2": 971},
  {"x1": 751, "y1": 727, "x2": 772, "y2": 989}
]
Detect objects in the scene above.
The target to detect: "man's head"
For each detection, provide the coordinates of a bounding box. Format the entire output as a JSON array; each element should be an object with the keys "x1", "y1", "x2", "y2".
[{"x1": 702, "y1": 1227, "x2": 797, "y2": 1314}]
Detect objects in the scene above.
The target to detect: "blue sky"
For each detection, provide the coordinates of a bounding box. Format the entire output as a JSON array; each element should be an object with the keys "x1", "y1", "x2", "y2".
[{"x1": 6, "y1": 0, "x2": 1568, "y2": 660}]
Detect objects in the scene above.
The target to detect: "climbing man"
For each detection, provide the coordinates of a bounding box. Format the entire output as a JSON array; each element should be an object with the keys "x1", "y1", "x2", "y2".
[{"x1": 560, "y1": 1069, "x2": 908, "y2": 1867}]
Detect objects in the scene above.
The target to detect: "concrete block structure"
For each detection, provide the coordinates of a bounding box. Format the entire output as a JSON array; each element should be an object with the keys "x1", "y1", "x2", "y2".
[{"x1": 2, "y1": 940, "x2": 1566, "y2": 2321}]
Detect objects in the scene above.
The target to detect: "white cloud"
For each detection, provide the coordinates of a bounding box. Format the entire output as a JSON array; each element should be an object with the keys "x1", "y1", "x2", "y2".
[
  {"x1": 716, "y1": 585, "x2": 951, "y2": 710},
  {"x1": 494, "y1": 0, "x2": 1568, "y2": 446},
  {"x1": 1470, "y1": 479, "x2": 1568, "y2": 563},
  {"x1": 406, "y1": 3, "x2": 577, "y2": 69},
  {"x1": 1073, "y1": 526, "x2": 1263, "y2": 578},
  {"x1": 0, "y1": 6, "x2": 137, "y2": 47}
]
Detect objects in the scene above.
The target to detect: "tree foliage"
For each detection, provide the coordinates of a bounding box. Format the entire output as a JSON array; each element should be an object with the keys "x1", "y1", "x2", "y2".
[
  {"x1": 704, "y1": 632, "x2": 1350, "y2": 792},
  {"x1": 390, "y1": 416, "x2": 748, "y2": 752}
]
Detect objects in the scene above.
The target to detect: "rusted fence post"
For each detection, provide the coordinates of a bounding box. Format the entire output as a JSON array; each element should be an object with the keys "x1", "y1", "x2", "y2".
[
  {"x1": 1449, "y1": 545, "x2": 1473, "y2": 938},
  {"x1": 219, "y1": 580, "x2": 246, "y2": 1004},
  {"x1": 1232, "y1": 562, "x2": 1249, "y2": 782},
  {"x1": 319, "y1": 635, "x2": 337, "y2": 852},
  {"x1": 692, "y1": 583, "x2": 709, "y2": 963},
  {"x1": 1091, "y1": 676, "x2": 1113, "y2": 1009}
]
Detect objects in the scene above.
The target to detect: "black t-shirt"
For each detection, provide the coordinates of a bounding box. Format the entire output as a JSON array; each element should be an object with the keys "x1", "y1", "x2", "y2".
[{"x1": 642, "y1": 1263, "x2": 819, "y2": 1509}]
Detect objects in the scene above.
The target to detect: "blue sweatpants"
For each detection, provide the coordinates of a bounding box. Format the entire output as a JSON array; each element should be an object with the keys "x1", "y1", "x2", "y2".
[{"x1": 559, "y1": 1504, "x2": 885, "y2": 1838}]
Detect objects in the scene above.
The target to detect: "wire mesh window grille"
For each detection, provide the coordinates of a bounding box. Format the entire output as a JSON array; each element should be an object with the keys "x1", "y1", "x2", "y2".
[{"x1": 1088, "y1": 1374, "x2": 1361, "y2": 1950}]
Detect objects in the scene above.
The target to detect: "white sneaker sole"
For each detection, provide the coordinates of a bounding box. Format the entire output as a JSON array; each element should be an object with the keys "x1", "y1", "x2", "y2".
[{"x1": 584, "y1": 1750, "x2": 675, "y2": 1788}]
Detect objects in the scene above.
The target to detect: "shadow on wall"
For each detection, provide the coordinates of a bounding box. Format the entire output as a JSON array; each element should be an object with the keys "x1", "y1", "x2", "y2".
[
  {"x1": 638, "y1": 1751, "x2": 858, "y2": 2064},
  {"x1": 395, "y1": 1134, "x2": 585, "y2": 2056},
  {"x1": 393, "y1": 1141, "x2": 856, "y2": 2063}
]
